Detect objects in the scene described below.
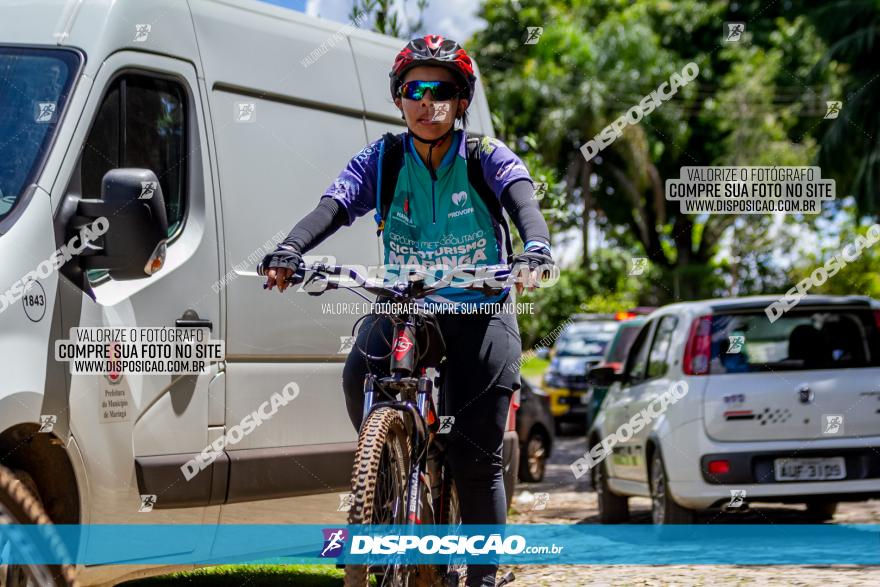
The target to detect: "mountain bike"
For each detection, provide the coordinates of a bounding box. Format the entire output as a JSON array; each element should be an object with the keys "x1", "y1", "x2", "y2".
[{"x1": 262, "y1": 261, "x2": 517, "y2": 587}]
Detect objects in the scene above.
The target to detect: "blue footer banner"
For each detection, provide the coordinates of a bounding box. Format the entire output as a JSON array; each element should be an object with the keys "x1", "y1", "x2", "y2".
[{"x1": 1, "y1": 524, "x2": 879, "y2": 565}]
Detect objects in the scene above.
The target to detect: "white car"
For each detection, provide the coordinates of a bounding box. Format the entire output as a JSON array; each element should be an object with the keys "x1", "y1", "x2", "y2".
[{"x1": 585, "y1": 295, "x2": 880, "y2": 524}]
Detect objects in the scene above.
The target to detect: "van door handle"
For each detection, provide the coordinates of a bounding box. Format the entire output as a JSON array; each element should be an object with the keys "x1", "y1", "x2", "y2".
[{"x1": 176, "y1": 318, "x2": 213, "y2": 332}]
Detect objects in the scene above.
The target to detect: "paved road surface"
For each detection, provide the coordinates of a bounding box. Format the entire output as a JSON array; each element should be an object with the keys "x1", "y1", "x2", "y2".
[{"x1": 505, "y1": 431, "x2": 880, "y2": 586}]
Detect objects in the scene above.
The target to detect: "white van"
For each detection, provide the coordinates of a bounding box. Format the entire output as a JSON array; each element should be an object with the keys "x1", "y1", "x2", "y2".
[{"x1": 0, "y1": 1, "x2": 515, "y2": 584}]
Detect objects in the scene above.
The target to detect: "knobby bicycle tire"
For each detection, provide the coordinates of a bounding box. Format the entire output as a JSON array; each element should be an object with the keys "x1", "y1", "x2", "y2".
[
  {"x1": 0, "y1": 464, "x2": 78, "y2": 587},
  {"x1": 345, "y1": 407, "x2": 440, "y2": 586}
]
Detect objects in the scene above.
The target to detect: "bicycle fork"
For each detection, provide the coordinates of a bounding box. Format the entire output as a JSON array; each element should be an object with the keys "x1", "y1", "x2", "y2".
[
  {"x1": 405, "y1": 372, "x2": 435, "y2": 526},
  {"x1": 360, "y1": 369, "x2": 437, "y2": 528}
]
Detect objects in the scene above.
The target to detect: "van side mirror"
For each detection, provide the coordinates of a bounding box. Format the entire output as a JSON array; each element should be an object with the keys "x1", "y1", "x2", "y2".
[
  {"x1": 587, "y1": 366, "x2": 618, "y2": 387},
  {"x1": 73, "y1": 169, "x2": 169, "y2": 279}
]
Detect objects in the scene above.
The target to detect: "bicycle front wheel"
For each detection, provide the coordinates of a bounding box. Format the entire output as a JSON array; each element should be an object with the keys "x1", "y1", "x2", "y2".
[
  {"x1": 0, "y1": 465, "x2": 78, "y2": 587},
  {"x1": 345, "y1": 407, "x2": 412, "y2": 586}
]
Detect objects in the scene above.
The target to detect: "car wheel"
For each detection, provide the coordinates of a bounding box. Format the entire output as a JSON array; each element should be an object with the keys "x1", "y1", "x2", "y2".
[
  {"x1": 519, "y1": 430, "x2": 549, "y2": 483},
  {"x1": 804, "y1": 500, "x2": 838, "y2": 522},
  {"x1": 591, "y1": 458, "x2": 629, "y2": 523},
  {"x1": 650, "y1": 452, "x2": 695, "y2": 524}
]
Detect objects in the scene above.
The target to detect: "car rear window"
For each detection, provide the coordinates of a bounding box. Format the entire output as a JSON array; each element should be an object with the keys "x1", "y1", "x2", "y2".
[{"x1": 709, "y1": 309, "x2": 880, "y2": 373}]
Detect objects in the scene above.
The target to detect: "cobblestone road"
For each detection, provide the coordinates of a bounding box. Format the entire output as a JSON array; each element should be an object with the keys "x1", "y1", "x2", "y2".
[{"x1": 504, "y1": 429, "x2": 880, "y2": 586}]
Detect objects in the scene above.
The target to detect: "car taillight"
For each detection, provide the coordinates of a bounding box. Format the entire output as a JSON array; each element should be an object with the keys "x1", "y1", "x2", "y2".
[
  {"x1": 605, "y1": 361, "x2": 623, "y2": 374},
  {"x1": 683, "y1": 315, "x2": 713, "y2": 375},
  {"x1": 506, "y1": 389, "x2": 520, "y2": 431},
  {"x1": 707, "y1": 460, "x2": 730, "y2": 475},
  {"x1": 615, "y1": 311, "x2": 636, "y2": 321}
]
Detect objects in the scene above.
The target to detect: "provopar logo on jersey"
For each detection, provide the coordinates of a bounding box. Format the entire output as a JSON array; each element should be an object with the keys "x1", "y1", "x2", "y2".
[{"x1": 382, "y1": 142, "x2": 501, "y2": 270}]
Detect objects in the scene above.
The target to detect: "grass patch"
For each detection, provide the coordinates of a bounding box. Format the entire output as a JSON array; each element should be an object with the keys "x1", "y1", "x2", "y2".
[
  {"x1": 520, "y1": 356, "x2": 549, "y2": 380},
  {"x1": 122, "y1": 564, "x2": 344, "y2": 586}
]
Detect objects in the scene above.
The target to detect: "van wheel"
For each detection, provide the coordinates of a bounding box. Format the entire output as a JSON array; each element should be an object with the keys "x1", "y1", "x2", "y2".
[
  {"x1": 591, "y1": 459, "x2": 629, "y2": 523},
  {"x1": 650, "y1": 452, "x2": 695, "y2": 524},
  {"x1": 804, "y1": 500, "x2": 838, "y2": 522}
]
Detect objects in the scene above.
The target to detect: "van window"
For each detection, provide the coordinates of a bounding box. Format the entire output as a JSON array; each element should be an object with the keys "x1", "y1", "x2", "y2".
[
  {"x1": 646, "y1": 316, "x2": 678, "y2": 378},
  {"x1": 710, "y1": 309, "x2": 880, "y2": 373},
  {"x1": 82, "y1": 74, "x2": 187, "y2": 235},
  {"x1": 0, "y1": 47, "x2": 80, "y2": 224}
]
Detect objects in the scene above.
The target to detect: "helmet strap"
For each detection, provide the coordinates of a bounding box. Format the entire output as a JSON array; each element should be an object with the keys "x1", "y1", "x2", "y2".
[{"x1": 409, "y1": 126, "x2": 454, "y2": 180}]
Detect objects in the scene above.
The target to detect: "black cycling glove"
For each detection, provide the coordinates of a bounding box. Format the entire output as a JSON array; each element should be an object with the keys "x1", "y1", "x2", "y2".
[
  {"x1": 259, "y1": 244, "x2": 303, "y2": 275},
  {"x1": 512, "y1": 246, "x2": 554, "y2": 270},
  {"x1": 511, "y1": 244, "x2": 555, "y2": 283}
]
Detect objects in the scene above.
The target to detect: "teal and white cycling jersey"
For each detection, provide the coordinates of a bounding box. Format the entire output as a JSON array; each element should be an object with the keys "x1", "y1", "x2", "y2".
[{"x1": 322, "y1": 129, "x2": 534, "y2": 308}]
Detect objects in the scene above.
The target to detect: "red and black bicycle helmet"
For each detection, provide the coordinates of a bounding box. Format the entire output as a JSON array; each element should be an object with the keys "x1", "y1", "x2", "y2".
[{"x1": 390, "y1": 34, "x2": 477, "y2": 104}]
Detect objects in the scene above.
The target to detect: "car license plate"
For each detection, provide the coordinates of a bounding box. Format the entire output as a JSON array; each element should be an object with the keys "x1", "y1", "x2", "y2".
[{"x1": 773, "y1": 457, "x2": 846, "y2": 481}]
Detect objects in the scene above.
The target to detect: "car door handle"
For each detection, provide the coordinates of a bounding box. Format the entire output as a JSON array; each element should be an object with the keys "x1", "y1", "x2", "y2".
[{"x1": 175, "y1": 318, "x2": 213, "y2": 332}]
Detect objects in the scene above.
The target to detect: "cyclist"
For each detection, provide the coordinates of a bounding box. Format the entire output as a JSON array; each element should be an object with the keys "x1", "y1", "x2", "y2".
[{"x1": 261, "y1": 34, "x2": 553, "y2": 587}]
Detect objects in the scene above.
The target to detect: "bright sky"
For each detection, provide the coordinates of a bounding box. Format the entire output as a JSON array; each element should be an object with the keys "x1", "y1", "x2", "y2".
[{"x1": 258, "y1": 0, "x2": 486, "y2": 42}]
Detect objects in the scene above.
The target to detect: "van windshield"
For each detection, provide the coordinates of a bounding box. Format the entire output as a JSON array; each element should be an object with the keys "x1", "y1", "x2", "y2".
[{"x1": 0, "y1": 47, "x2": 80, "y2": 224}]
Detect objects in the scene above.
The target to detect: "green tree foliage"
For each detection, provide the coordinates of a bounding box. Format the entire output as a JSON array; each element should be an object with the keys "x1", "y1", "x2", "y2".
[
  {"x1": 790, "y1": 205, "x2": 880, "y2": 298},
  {"x1": 349, "y1": 0, "x2": 429, "y2": 38},
  {"x1": 516, "y1": 248, "x2": 637, "y2": 347},
  {"x1": 807, "y1": 0, "x2": 880, "y2": 217},
  {"x1": 471, "y1": 0, "x2": 836, "y2": 302}
]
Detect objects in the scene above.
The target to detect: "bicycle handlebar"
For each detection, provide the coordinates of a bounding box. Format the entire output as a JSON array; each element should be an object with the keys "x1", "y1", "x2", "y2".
[{"x1": 257, "y1": 261, "x2": 516, "y2": 301}]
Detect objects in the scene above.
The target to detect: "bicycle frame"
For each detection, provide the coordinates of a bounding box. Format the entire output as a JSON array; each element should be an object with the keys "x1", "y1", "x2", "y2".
[
  {"x1": 259, "y1": 261, "x2": 516, "y2": 528},
  {"x1": 361, "y1": 312, "x2": 439, "y2": 529}
]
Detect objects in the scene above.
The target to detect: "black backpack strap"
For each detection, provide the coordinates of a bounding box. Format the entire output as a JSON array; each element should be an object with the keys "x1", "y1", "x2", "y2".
[
  {"x1": 466, "y1": 137, "x2": 514, "y2": 262},
  {"x1": 375, "y1": 132, "x2": 404, "y2": 236}
]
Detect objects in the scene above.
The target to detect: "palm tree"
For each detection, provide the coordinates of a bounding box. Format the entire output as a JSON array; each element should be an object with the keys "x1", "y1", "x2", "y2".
[{"x1": 810, "y1": 0, "x2": 880, "y2": 216}]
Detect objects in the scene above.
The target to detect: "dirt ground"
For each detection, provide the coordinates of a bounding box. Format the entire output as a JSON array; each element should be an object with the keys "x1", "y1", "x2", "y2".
[{"x1": 504, "y1": 431, "x2": 880, "y2": 586}]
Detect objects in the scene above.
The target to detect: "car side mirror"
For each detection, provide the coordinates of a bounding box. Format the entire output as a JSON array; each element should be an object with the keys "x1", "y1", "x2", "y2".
[
  {"x1": 587, "y1": 366, "x2": 618, "y2": 387},
  {"x1": 73, "y1": 168, "x2": 169, "y2": 279}
]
